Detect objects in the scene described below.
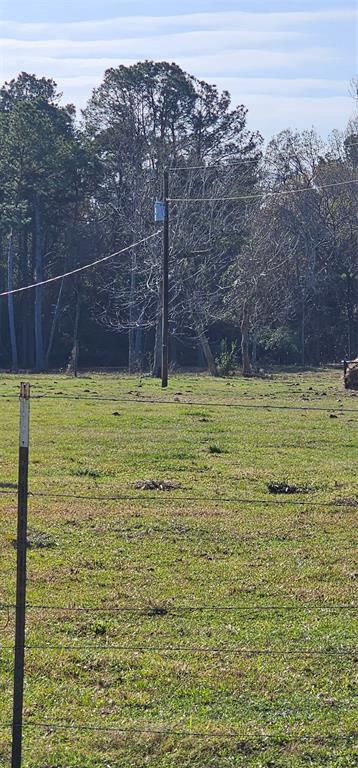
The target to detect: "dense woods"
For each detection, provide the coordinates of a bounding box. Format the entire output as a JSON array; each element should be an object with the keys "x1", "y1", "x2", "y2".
[{"x1": 0, "y1": 64, "x2": 356, "y2": 374}]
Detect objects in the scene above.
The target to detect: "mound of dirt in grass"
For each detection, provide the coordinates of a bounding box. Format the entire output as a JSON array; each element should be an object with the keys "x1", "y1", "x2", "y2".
[
  {"x1": 134, "y1": 480, "x2": 181, "y2": 491},
  {"x1": 267, "y1": 481, "x2": 314, "y2": 495},
  {"x1": 344, "y1": 359, "x2": 358, "y2": 390},
  {"x1": 141, "y1": 604, "x2": 169, "y2": 616},
  {"x1": 334, "y1": 497, "x2": 358, "y2": 507},
  {"x1": 12, "y1": 528, "x2": 57, "y2": 550}
]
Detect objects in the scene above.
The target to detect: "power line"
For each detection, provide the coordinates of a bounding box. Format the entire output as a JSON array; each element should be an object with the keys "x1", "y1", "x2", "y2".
[
  {"x1": 168, "y1": 146, "x2": 358, "y2": 173},
  {"x1": 0, "y1": 231, "x2": 161, "y2": 299},
  {"x1": 168, "y1": 158, "x2": 262, "y2": 172},
  {"x1": 169, "y1": 178, "x2": 358, "y2": 203}
]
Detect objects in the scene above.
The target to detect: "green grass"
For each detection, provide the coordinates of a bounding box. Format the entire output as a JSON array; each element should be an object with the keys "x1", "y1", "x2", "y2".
[{"x1": 0, "y1": 369, "x2": 357, "y2": 767}]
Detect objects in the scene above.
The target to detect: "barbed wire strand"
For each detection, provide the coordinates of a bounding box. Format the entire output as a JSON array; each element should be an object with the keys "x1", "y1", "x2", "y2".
[
  {"x1": 0, "y1": 721, "x2": 356, "y2": 741},
  {"x1": 18, "y1": 643, "x2": 356, "y2": 656},
  {"x1": 0, "y1": 487, "x2": 356, "y2": 512},
  {"x1": 0, "y1": 392, "x2": 356, "y2": 415},
  {"x1": 1, "y1": 602, "x2": 356, "y2": 614}
]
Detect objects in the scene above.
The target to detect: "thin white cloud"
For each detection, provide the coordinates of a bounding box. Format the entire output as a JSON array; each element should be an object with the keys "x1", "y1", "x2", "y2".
[
  {"x1": 0, "y1": 9, "x2": 355, "y2": 40},
  {"x1": 239, "y1": 94, "x2": 354, "y2": 137},
  {"x1": 0, "y1": 28, "x2": 307, "y2": 58},
  {"x1": 170, "y1": 48, "x2": 341, "y2": 76},
  {"x1": 1, "y1": 47, "x2": 340, "y2": 79},
  {"x1": 0, "y1": 56, "x2": 129, "y2": 78},
  {"x1": 0, "y1": 6, "x2": 354, "y2": 138},
  {"x1": 213, "y1": 77, "x2": 350, "y2": 96}
]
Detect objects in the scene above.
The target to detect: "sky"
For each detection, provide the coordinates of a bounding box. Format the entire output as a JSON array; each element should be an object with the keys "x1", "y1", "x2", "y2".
[{"x1": 0, "y1": 0, "x2": 357, "y2": 139}]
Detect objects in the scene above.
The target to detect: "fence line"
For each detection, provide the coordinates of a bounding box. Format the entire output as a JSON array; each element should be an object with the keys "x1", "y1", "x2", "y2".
[
  {"x1": 1, "y1": 487, "x2": 357, "y2": 511},
  {"x1": 15, "y1": 643, "x2": 356, "y2": 656},
  {"x1": 1, "y1": 392, "x2": 357, "y2": 414},
  {"x1": 1, "y1": 602, "x2": 356, "y2": 614},
  {"x1": 0, "y1": 721, "x2": 356, "y2": 742}
]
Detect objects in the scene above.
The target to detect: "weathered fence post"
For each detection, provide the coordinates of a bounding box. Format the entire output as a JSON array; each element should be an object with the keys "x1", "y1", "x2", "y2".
[{"x1": 11, "y1": 382, "x2": 30, "y2": 768}]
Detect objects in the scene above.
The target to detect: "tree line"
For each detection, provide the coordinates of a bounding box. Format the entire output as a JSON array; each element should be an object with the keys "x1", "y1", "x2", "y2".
[{"x1": 0, "y1": 63, "x2": 356, "y2": 375}]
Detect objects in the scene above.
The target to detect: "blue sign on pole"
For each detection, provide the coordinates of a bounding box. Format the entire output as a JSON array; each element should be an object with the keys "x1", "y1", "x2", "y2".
[{"x1": 155, "y1": 201, "x2": 165, "y2": 223}]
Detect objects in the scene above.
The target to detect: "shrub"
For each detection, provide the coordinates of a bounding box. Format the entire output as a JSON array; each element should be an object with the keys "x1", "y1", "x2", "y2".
[
  {"x1": 258, "y1": 327, "x2": 300, "y2": 365},
  {"x1": 215, "y1": 339, "x2": 238, "y2": 377}
]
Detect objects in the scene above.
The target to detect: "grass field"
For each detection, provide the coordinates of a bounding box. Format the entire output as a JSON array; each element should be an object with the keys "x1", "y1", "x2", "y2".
[{"x1": 0, "y1": 369, "x2": 357, "y2": 767}]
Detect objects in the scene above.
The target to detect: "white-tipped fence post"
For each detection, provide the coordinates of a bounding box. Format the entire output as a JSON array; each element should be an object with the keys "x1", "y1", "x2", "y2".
[{"x1": 11, "y1": 382, "x2": 30, "y2": 768}]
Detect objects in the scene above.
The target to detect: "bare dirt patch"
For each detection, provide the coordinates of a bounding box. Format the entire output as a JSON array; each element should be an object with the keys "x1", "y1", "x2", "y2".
[
  {"x1": 134, "y1": 479, "x2": 182, "y2": 491},
  {"x1": 267, "y1": 481, "x2": 314, "y2": 495}
]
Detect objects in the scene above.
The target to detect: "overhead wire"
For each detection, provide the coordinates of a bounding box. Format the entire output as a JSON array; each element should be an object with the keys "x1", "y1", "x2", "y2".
[
  {"x1": 169, "y1": 178, "x2": 358, "y2": 203},
  {"x1": 168, "y1": 146, "x2": 358, "y2": 173},
  {"x1": 0, "y1": 231, "x2": 161, "y2": 299},
  {"x1": 168, "y1": 157, "x2": 263, "y2": 172}
]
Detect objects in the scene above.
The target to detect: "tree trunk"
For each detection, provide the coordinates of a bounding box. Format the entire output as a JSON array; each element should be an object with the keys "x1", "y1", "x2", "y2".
[
  {"x1": 67, "y1": 290, "x2": 80, "y2": 377},
  {"x1": 301, "y1": 295, "x2": 305, "y2": 368},
  {"x1": 356, "y1": 274, "x2": 358, "y2": 357},
  {"x1": 0, "y1": 238, "x2": 3, "y2": 362},
  {"x1": 170, "y1": 324, "x2": 177, "y2": 369},
  {"x1": 7, "y1": 232, "x2": 18, "y2": 372},
  {"x1": 346, "y1": 273, "x2": 354, "y2": 360},
  {"x1": 46, "y1": 279, "x2": 64, "y2": 368},
  {"x1": 251, "y1": 335, "x2": 257, "y2": 369},
  {"x1": 128, "y1": 251, "x2": 136, "y2": 373},
  {"x1": 152, "y1": 310, "x2": 162, "y2": 377},
  {"x1": 0, "y1": 239, "x2": 3, "y2": 364},
  {"x1": 34, "y1": 201, "x2": 45, "y2": 372},
  {"x1": 197, "y1": 342, "x2": 205, "y2": 369},
  {"x1": 241, "y1": 301, "x2": 251, "y2": 377},
  {"x1": 134, "y1": 326, "x2": 143, "y2": 371},
  {"x1": 197, "y1": 328, "x2": 217, "y2": 376},
  {"x1": 18, "y1": 230, "x2": 29, "y2": 369},
  {"x1": 128, "y1": 328, "x2": 135, "y2": 374}
]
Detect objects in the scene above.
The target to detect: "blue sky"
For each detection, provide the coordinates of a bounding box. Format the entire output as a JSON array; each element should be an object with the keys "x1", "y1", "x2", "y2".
[{"x1": 0, "y1": 0, "x2": 356, "y2": 138}]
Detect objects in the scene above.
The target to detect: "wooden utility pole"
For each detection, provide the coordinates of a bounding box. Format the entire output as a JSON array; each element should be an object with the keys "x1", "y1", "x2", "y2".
[
  {"x1": 11, "y1": 382, "x2": 30, "y2": 768},
  {"x1": 161, "y1": 170, "x2": 169, "y2": 388}
]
